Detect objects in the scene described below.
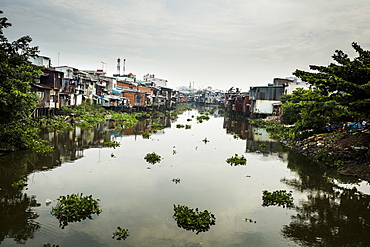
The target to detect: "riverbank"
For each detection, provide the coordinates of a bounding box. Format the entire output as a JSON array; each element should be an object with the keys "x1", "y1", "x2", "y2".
[
  {"x1": 250, "y1": 117, "x2": 370, "y2": 182},
  {"x1": 282, "y1": 129, "x2": 370, "y2": 182}
]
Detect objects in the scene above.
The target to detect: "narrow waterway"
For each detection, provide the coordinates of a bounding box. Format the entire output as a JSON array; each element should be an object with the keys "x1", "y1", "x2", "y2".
[{"x1": 1, "y1": 107, "x2": 369, "y2": 247}]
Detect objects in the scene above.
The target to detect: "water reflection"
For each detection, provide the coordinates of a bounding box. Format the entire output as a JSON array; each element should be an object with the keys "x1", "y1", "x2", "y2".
[
  {"x1": 280, "y1": 150, "x2": 370, "y2": 246},
  {"x1": 0, "y1": 152, "x2": 41, "y2": 244},
  {"x1": 223, "y1": 115, "x2": 279, "y2": 154},
  {"x1": 0, "y1": 107, "x2": 369, "y2": 246}
]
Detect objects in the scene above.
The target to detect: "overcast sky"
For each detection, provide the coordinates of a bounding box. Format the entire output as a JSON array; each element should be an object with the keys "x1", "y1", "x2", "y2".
[{"x1": 2, "y1": 0, "x2": 369, "y2": 90}]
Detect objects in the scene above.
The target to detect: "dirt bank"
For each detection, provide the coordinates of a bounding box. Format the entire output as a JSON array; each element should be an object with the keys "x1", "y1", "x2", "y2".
[{"x1": 284, "y1": 130, "x2": 370, "y2": 182}]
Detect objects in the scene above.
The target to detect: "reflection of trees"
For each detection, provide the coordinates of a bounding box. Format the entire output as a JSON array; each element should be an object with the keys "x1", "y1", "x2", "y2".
[
  {"x1": 282, "y1": 149, "x2": 370, "y2": 246},
  {"x1": 0, "y1": 152, "x2": 41, "y2": 244},
  {"x1": 0, "y1": 193, "x2": 40, "y2": 244}
]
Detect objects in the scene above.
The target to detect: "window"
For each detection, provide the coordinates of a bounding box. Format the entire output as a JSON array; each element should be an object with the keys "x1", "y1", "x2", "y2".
[
  {"x1": 134, "y1": 94, "x2": 142, "y2": 106},
  {"x1": 37, "y1": 91, "x2": 44, "y2": 99}
]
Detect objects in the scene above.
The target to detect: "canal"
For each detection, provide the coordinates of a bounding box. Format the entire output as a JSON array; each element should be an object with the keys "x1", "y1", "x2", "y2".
[{"x1": 1, "y1": 106, "x2": 369, "y2": 246}]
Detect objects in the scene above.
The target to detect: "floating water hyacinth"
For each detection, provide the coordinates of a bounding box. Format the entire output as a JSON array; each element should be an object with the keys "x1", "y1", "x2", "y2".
[
  {"x1": 262, "y1": 190, "x2": 294, "y2": 208},
  {"x1": 51, "y1": 193, "x2": 102, "y2": 228},
  {"x1": 112, "y1": 226, "x2": 130, "y2": 240},
  {"x1": 226, "y1": 154, "x2": 247, "y2": 166},
  {"x1": 173, "y1": 204, "x2": 216, "y2": 234},
  {"x1": 144, "y1": 152, "x2": 162, "y2": 164}
]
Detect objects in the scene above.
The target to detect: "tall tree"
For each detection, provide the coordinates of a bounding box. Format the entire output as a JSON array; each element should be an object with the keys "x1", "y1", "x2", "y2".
[
  {"x1": 0, "y1": 10, "x2": 45, "y2": 152},
  {"x1": 293, "y1": 42, "x2": 370, "y2": 119}
]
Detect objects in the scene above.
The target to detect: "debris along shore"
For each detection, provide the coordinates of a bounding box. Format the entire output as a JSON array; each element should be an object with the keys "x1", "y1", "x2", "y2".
[
  {"x1": 250, "y1": 117, "x2": 370, "y2": 182},
  {"x1": 282, "y1": 129, "x2": 370, "y2": 182}
]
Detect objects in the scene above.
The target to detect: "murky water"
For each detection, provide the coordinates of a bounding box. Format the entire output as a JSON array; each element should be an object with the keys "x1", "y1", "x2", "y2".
[{"x1": 1, "y1": 107, "x2": 369, "y2": 246}]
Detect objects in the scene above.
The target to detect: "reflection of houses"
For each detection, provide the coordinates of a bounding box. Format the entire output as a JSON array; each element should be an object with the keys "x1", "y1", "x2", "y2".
[
  {"x1": 223, "y1": 116, "x2": 249, "y2": 139},
  {"x1": 245, "y1": 125, "x2": 279, "y2": 154}
]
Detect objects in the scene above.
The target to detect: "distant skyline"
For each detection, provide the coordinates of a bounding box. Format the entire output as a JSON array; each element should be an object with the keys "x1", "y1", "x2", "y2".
[{"x1": 2, "y1": 0, "x2": 370, "y2": 90}]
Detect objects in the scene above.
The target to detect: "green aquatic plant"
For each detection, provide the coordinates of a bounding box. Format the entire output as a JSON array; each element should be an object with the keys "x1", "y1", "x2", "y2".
[
  {"x1": 185, "y1": 125, "x2": 191, "y2": 129},
  {"x1": 142, "y1": 132, "x2": 151, "y2": 139},
  {"x1": 144, "y1": 152, "x2": 162, "y2": 164},
  {"x1": 315, "y1": 149, "x2": 345, "y2": 167},
  {"x1": 110, "y1": 112, "x2": 138, "y2": 128},
  {"x1": 51, "y1": 193, "x2": 102, "y2": 228},
  {"x1": 75, "y1": 113, "x2": 107, "y2": 128},
  {"x1": 176, "y1": 124, "x2": 185, "y2": 128},
  {"x1": 11, "y1": 178, "x2": 28, "y2": 188},
  {"x1": 102, "y1": 141, "x2": 120, "y2": 149},
  {"x1": 259, "y1": 143, "x2": 267, "y2": 148},
  {"x1": 172, "y1": 178, "x2": 181, "y2": 184},
  {"x1": 173, "y1": 204, "x2": 216, "y2": 234},
  {"x1": 262, "y1": 190, "x2": 294, "y2": 208},
  {"x1": 112, "y1": 226, "x2": 130, "y2": 240},
  {"x1": 196, "y1": 115, "x2": 210, "y2": 123},
  {"x1": 39, "y1": 117, "x2": 74, "y2": 132},
  {"x1": 114, "y1": 125, "x2": 123, "y2": 130},
  {"x1": 151, "y1": 123, "x2": 164, "y2": 131},
  {"x1": 226, "y1": 154, "x2": 247, "y2": 166}
]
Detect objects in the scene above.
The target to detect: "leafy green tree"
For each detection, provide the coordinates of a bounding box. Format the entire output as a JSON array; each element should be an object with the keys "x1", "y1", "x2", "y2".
[
  {"x1": 293, "y1": 42, "x2": 370, "y2": 119},
  {"x1": 279, "y1": 42, "x2": 369, "y2": 138},
  {"x1": 281, "y1": 88, "x2": 348, "y2": 133},
  {"x1": 0, "y1": 10, "x2": 47, "y2": 152}
]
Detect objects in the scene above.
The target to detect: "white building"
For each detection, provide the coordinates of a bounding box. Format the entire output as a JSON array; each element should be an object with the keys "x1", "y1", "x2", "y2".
[
  {"x1": 143, "y1": 74, "x2": 168, "y2": 87},
  {"x1": 30, "y1": 55, "x2": 51, "y2": 68}
]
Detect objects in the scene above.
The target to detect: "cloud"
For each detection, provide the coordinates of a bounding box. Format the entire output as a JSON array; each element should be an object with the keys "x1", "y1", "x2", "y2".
[{"x1": 2, "y1": 0, "x2": 370, "y2": 89}]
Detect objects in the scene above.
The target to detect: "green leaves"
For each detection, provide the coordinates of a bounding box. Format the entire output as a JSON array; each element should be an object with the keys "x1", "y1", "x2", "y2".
[
  {"x1": 112, "y1": 226, "x2": 130, "y2": 240},
  {"x1": 173, "y1": 204, "x2": 216, "y2": 234},
  {"x1": 262, "y1": 190, "x2": 294, "y2": 208},
  {"x1": 144, "y1": 152, "x2": 162, "y2": 164},
  {"x1": 0, "y1": 11, "x2": 43, "y2": 152},
  {"x1": 51, "y1": 193, "x2": 102, "y2": 229},
  {"x1": 293, "y1": 42, "x2": 370, "y2": 120},
  {"x1": 226, "y1": 154, "x2": 247, "y2": 166},
  {"x1": 102, "y1": 141, "x2": 120, "y2": 149}
]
